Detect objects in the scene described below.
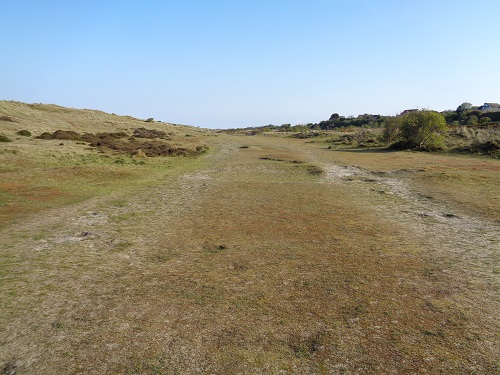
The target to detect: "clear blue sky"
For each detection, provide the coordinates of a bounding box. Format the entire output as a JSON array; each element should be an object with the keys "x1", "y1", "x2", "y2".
[{"x1": 2, "y1": 0, "x2": 499, "y2": 129}]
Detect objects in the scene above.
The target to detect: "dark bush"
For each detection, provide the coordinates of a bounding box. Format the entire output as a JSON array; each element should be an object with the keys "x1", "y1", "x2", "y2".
[
  {"x1": 50, "y1": 130, "x2": 82, "y2": 140},
  {"x1": 36, "y1": 132, "x2": 52, "y2": 139},
  {"x1": 133, "y1": 128, "x2": 168, "y2": 139},
  {"x1": 17, "y1": 130, "x2": 32, "y2": 136}
]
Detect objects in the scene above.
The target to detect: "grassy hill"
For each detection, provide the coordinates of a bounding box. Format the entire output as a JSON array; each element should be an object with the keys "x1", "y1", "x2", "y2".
[
  {"x1": 0, "y1": 100, "x2": 198, "y2": 134},
  {"x1": 0, "y1": 100, "x2": 212, "y2": 227}
]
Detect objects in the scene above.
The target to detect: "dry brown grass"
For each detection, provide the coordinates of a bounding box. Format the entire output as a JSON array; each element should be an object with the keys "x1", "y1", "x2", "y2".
[
  {"x1": 319, "y1": 147, "x2": 500, "y2": 222},
  {"x1": 1, "y1": 106, "x2": 499, "y2": 374}
]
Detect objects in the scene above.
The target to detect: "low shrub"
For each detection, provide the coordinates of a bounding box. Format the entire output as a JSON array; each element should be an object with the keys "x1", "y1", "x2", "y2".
[
  {"x1": 0, "y1": 135, "x2": 13, "y2": 142},
  {"x1": 49, "y1": 130, "x2": 81, "y2": 141},
  {"x1": 36, "y1": 132, "x2": 52, "y2": 139},
  {"x1": 17, "y1": 129, "x2": 32, "y2": 137},
  {"x1": 133, "y1": 128, "x2": 168, "y2": 139}
]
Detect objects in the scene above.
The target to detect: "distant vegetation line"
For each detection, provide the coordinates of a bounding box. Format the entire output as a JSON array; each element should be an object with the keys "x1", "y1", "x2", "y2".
[{"x1": 227, "y1": 102, "x2": 500, "y2": 133}]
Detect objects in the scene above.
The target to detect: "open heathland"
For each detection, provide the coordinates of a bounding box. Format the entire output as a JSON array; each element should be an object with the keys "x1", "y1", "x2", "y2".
[{"x1": 1, "y1": 102, "x2": 499, "y2": 374}]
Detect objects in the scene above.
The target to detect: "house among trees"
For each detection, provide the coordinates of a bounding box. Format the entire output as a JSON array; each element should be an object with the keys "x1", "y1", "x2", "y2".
[{"x1": 479, "y1": 103, "x2": 500, "y2": 111}]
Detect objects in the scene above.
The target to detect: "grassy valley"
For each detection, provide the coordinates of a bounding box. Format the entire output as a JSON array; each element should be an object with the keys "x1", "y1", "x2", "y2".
[{"x1": 1, "y1": 101, "x2": 499, "y2": 374}]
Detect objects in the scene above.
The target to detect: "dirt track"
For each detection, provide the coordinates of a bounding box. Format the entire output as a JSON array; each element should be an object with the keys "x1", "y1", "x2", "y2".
[{"x1": 1, "y1": 135, "x2": 499, "y2": 374}]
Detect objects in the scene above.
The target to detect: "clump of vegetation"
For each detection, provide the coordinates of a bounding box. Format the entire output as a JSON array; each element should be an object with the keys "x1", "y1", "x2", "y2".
[
  {"x1": 314, "y1": 113, "x2": 383, "y2": 130},
  {"x1": 389, "y1": 110, "x2": 448, "y2": 150},
  {"x1": 95, "y1": 138, "x2": 207, "y2": 157},
  {"x1": 82, "y1": 131, "x2": 128, "y2": 144},
  {"x1": 133, "y1": 127, "x2": 169, "y2": 139},
  {"x1": 353, "y1": 128, "x2": 379, "y2": 146},
  {"x1": 16, "y1": 129, "x2": 31, "y2": 137},
  {"x1": 47, "y1": 130, "x2": 81, "y2": 140},
  {"x1": 382, "y1": 117, "x2": 400, "y2": 144},
  {"x1": 289, "y1": 131, "x2": 324, "y2": 139},
  {"x1": 454, "y1": 139, "x2": 500, "y2": 158},
  {"x1": 0, "y1": 135, "x2": 13, "y2": 142},
  {"x1": 35, "y1": 129, "x2": 208, "y2": 157}
]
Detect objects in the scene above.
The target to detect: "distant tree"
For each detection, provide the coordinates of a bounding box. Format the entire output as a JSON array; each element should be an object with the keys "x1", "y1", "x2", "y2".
[
  {"x1": 456, "y1": 102, "x2": 473, "y2": 113},
  {"x1": 399, "y1": 110, "x2": 447, "y2": 150}
]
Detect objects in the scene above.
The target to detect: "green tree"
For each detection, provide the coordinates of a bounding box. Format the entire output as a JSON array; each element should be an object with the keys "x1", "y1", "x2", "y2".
[
  {"x1": 456, "y1": 102, "x2": 472, "y2": 113},
  {"x1": 480, "y1": 117, "x2": 491, "y2": 124},
  {"x1": 399, "y1": 110, "x2": 447, "y2": 150}
]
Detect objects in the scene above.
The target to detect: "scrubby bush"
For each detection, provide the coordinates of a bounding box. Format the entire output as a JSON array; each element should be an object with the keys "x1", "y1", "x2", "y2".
[
  {"x1": 382, "y1": 117, "x2": 400, "y2": 144},
  {"x1": 398, "y1": 110, "x2": 447, "y2": 150}
]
